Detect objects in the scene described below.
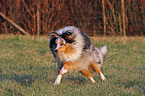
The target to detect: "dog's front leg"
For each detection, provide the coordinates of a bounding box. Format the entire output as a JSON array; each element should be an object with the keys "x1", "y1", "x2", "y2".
[
  {"x1": 60, "y1": 61, "x2": 73, "y2": 74},
  {"x1": 54, "y1": 65, "x2": 63, "y2": 85},
  {"x1": 54, "y1": 73, "x2": 62, "y2": 85},
  {"x1": 60, "y1": 67, "x2": 68, "y2": 74},
  {"x1": 54, "y1": 62, "x2": 73, "y2": 85},
  {"x1": 54, "y1": 66, "x2": 67, "y2": 85},
  {"x1": 54, "y1": 65, "x2": 68, "y2": 85}
]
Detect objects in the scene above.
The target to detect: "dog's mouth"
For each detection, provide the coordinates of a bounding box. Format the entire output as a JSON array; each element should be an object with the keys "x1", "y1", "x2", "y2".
[
  {"x1": 55, "y1": 51, "x2": 63, "y2": 55},
  {"x1": 54, "y1": 49, "x2": 59, "y2": 55},
  {"x1": 55, "y1": 52, "x2": 59, "y2": 55}
]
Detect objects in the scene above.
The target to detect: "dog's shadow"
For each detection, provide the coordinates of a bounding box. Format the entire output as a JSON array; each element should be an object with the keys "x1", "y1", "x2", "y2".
[
  {"x1": 0, "y1": 72, "x2": 38, "y2": 86},
  {"x1": 1, "y1": 67, "x2": 90, "y2": 86},
  {"x1": 62, "y1": 74, "x2": 88, "y2": 84},
  {"x1": 12, "y1": 74, "x2": 37, "y2": 86}
]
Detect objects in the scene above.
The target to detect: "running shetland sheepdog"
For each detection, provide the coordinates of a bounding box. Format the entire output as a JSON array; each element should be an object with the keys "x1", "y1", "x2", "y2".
[{"x1": 49, "y1": 26, "x2": 107, "y2": 85}]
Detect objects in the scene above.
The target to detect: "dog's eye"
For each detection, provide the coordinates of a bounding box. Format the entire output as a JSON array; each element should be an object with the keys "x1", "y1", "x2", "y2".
[
  {"x1": 60, "y1": 43, "x2": 64, "y2": 46},
  {"x1": 66, "y1": 31, "x2": 72, "y2": 35}
]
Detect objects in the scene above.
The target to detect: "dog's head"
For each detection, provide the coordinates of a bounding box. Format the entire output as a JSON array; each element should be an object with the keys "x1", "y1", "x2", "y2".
[
  {"x1": 54, "y1": 36, "x2": 66, "y2": 54},
  {"x1": 49, "y1": 26, "x2": 88, "y2": 61},
  {"x1": 50, "y1": 32, "x2": 73, "y2": 55}
]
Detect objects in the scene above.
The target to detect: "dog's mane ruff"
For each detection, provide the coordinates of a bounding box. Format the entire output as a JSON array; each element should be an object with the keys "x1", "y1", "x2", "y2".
[{"x1": 56, "y1": 26, "x2": 85, "y2": 62}]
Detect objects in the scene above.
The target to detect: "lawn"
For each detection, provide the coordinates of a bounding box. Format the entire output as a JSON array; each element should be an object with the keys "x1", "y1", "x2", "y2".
[{"x1": 0, "y1": 35, "x2": 144, "y2": 95}]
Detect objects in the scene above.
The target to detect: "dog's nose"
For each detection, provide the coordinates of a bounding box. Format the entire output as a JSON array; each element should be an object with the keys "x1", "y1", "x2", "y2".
[{"x1": 55, "y1": 49, "x2": 58, "y2": 53}]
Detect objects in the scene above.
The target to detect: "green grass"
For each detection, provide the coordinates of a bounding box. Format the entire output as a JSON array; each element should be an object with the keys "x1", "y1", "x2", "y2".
[{"x1": 0, "y1": 35, "x2": 145, "y2": 96}]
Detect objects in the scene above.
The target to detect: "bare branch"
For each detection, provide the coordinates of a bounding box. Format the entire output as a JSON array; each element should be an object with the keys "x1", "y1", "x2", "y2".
[
  {"x1": 22, "y1": 0, "x2": 34, "y2": 17},
  {"x1": 0, "y1": 11, "x2": 30, "y2": 35}
]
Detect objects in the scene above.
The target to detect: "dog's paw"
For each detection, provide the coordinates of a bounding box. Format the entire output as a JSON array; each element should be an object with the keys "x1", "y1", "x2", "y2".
[
  {"x1": 60, "y1": 67, "x2": 67, "y2": 74},
  {"x1": 100, "y1": 73, "x2": 106, "y2": 80},
  {"x1": 90, "y1": 77, "x2": 96, "y2": 83},
  {"x1": 53, "y1": 75, "x2": 62, "y2": 85},
  {"x1": 53, "y1": 82, "x2": 60, "y2": 85}
]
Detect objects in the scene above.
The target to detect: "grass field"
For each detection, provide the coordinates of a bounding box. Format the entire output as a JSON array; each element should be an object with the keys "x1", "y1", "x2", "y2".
[{"x1": 0, "y1": 35, "x2": 145, "y2": 96}]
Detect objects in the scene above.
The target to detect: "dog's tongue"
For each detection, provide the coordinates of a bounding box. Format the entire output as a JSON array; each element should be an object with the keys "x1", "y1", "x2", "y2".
[{"x1": 55, "y1": 52, "x2": 59, "y2": 55}]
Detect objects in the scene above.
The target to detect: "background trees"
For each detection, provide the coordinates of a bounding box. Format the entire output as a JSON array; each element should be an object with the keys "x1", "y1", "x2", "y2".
[{"x1": 0, "y1": 0, "x2": 144, "y2": 36}]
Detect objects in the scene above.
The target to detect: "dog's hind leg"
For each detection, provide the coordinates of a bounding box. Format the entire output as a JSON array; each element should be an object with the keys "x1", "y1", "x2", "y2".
[
  {"x1": 99, "y1": 72, "x2": 106, "y2": 80},
  {"x1": 80, "y1": 70, "x2": 96, "y2": 83},
  {"x1": 91, "y1": 63, "x2": 106, "y2": 80}
]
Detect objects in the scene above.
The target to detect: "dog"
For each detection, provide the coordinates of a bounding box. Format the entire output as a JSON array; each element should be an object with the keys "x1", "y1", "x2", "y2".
[{"x1": 49, "y1": 26, "x2": 107, "y2": 85}]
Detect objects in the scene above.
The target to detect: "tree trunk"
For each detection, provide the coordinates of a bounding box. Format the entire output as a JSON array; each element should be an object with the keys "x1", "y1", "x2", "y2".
[
  {"x1": 3, "y1": 0, "x2": 8, "y2": 34},
  {"x1": 102, "y1": 0, "x2": 106, "y2": 36},
  {"x1": 37, "y1": 0, "x2": 41, "y2": 36},
  {"x1": 0, "y1": 12, "x2": 30, "y2": 35},
  {"x1": 121, "y1": 0, "x2": 126, "y2": 36}
]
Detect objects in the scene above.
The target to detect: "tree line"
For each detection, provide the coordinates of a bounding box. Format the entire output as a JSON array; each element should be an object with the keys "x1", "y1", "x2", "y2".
[{"x1": 0, "y1": 0, "x2": 144, "y2": 36}]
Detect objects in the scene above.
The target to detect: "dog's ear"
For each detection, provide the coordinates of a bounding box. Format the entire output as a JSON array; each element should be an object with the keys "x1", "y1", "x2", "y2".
[
  {"x1": 49, "y1": 32, "x2": 59, "y2": 37},
  {"x1": 61, "y1": 31, "x2": 75, "y2": 43},
  {"x1": 65, "y1": 31, "x2": 73, "y2": 36},
  {"x1": 61, "y1": 31, "x2": 72, "y2": 40}
]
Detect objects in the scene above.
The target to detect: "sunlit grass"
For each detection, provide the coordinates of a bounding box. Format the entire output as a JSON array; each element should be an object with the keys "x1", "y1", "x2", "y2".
[{"x1": 0, "y1": 35, "x2": 144, "y2": 95}]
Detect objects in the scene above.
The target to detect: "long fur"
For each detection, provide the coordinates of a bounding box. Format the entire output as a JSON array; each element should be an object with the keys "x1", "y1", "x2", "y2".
[
  {"x1": 49, "y1": 26, "x2": 107, "y2": 84},
  {"x1": 55, "y1": 26, "x2": 86, "y2": 62}
]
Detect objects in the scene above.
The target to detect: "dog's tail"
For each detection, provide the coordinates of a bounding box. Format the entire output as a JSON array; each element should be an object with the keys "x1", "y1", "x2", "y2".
[
  {"x1": 100, "y1": 46, "x2": 107, "y2": 61},
  {"x1": 100, "y1": 46, "x2": 107, "y2": 56}
]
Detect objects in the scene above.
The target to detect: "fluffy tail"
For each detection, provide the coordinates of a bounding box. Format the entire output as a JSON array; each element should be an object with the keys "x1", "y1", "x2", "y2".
[
  {"x1": 100, "y1": 46, "x2": 107, "y2": 61},
  {"x1": 100, "y1": 46, "x2": 107, "y2": 56}
]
